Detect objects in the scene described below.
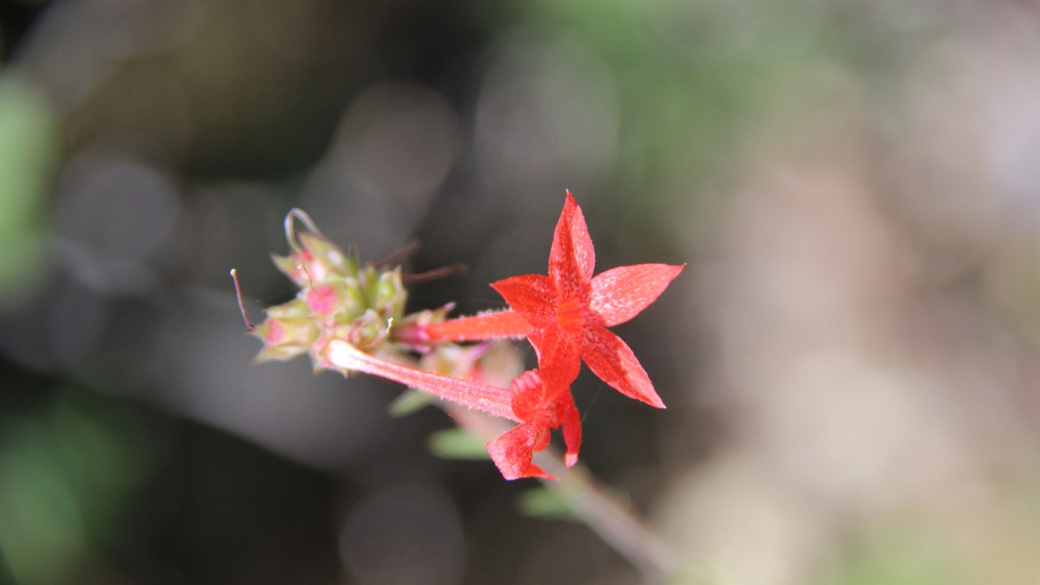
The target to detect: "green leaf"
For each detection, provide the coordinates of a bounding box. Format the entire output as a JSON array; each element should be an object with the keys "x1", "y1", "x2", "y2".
[
  {"x1": 388, "y1": 388, "x2": 437, "y2": 417},
  {"x1": 517, "y1": 486, "x2": 581, "y2": 522},
  {"x1": 427, "y1": 427, "x2": 490, "y2": 460}
]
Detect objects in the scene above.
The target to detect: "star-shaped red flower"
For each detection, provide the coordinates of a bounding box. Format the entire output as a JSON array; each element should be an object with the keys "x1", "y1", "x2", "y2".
[{"x1": 427, "y1": 191, "x2": 684, "y2": 408}]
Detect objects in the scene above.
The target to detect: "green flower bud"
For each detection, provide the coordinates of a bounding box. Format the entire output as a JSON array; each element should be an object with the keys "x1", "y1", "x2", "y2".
[
  {"x1": 374, "y1": 268, "x2": 407, "y2": 322},
  {"x1": 348, "y1": 309, "x2": 391, "y2": 350},
  {"x1": 336, "y1": 277, "x2": 367, "y2": 324}
]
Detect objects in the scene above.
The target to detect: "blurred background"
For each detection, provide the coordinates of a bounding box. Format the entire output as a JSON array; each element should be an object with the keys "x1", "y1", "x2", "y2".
[{"x1": 2, "y1": 0, "x2": 1040, "y2": 584}]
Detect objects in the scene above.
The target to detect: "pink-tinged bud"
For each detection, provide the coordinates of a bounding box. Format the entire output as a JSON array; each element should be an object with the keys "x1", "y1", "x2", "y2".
[
  {"x1": 272, "y1": 233, "x2": 357, "y2": 287},
  {"x1": 252, "y1": 300, "x2": 321, "y2": 362},
  {"x1": 346, "y1": 309, "x2": 391, "y2": 350},
  {"x1": 263, "y1": 319, "x2": 287, "y2": 344},
  {"x1": 307, "y1": 284, "x2": 339, "y2": 315},
  {"x1": 392, "y1": 303, "x2": 456, "y2": 351},
  {"x1": 303, "y1": 280, "x2": 366, "y2": 322},
  {"x1": 392, "y1": 322, "x2": 429, "y2": 348},
  {"x1": 298, "y1": 233, "x2": 355, "y2": 279}
]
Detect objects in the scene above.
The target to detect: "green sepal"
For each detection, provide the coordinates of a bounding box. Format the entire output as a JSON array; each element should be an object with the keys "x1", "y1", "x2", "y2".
[
  {"x1": 252, "y1": 344, "x2": 310, "y2": 363},
  {"x1": 271, "y1": 253, "x2": 300, "y2": 281},
  {"x1": 358, "y1": 265, "x2": 378, "y2": 299},
  {"x1": 264, "y1": 298, "x2": 309, "y2": 319},
  {"x1": 345, "y1": 245, "x2": 360, "y2": 278}
]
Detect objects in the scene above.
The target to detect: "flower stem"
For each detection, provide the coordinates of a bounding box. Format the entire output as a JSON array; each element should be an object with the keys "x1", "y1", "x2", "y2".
[{"x1": 443, "y1": 403, "x2": 687, "y2": 583}]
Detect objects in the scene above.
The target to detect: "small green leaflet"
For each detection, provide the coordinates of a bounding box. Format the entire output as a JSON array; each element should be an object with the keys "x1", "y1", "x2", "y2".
[
  {"x1": 427, "y1": 427, "x2": 490, "y2": 460},
  {"x1": 517, "y1": 486, "x2": 581, "y2": 522},
  {"x1": 388, "y1": 388, "x2": 437, "y2": 417}
]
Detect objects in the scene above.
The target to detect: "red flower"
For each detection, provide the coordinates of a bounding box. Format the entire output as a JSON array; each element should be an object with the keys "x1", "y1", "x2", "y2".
[
  {"x1": 326, "y1": 341, "x2": 579, "y2": 480},
  {"x1": 485, "y1": 370, "x2": 581, "y2": 480},
  {"x1": 427, "y1": 191, "x2": 684, "y2": 408}
]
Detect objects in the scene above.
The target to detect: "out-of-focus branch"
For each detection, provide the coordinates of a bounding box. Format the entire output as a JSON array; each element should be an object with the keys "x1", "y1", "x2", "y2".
[{"x1": 444, "y1": 403, "x2": 688, "y2": 583}]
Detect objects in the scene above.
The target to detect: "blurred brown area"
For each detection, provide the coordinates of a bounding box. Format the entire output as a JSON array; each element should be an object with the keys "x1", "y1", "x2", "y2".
[{"x1": 2, "y1": 0, "x2": 1040, "y2": 584}]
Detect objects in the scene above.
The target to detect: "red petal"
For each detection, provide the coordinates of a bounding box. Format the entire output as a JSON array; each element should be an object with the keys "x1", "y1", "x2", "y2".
[
  {"x1": 325, "y1": 340, "x2": 519, "y2": 421},
  {"x1": 491, "y1": 274, "x2": 556, "y2": 329},
  {"x1": 549, "y1": 191, "x2": 594, "y2": 303},
  {"x1": 509, "y1": 369, "x2": 545, "y2": 421},
  {"x1": 555, "y1": 393, "x2": 582, "y2": 467},
  {"x1": 529, "y1": 326, "x2": 581, "y2": 387},
  {"x1": 589, "y1": 264, "x2": 685, "y2": 327},
  {"x1": 486, "y1": 422, "x2": 554, "y2": 480},
  {"x1": 579, "y1": 327, "x2": 664, "y2": 408},
  {"x1": 425, "y1": 310, "x2": 530, "y2": 342}
]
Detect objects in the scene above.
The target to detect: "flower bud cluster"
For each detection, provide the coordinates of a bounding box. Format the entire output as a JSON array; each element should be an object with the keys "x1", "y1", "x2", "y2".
[{"x1": 251, "y1": 210, "x2": 524, "y2": 387}]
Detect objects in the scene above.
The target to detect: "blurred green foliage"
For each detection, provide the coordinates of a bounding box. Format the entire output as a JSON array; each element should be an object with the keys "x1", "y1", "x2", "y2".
[
  {"x1": 0, "y1": 73, "x2": 57, "y2": 307},
  {"x1": 821, "y1": 519, "x2": 972, "y2": 585},
  {"x1": 517, "y1": 485, "x2": 581, "y2": 521},
  {"x1": 493, "y1": 0, "x2": 906, "y2": 254},
  {"x1": 470, "y1": 0, "x2": 800, "y2": 258},
  {"x1": 0, "y1": 389, "x2": 158, "y2": 584}
]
